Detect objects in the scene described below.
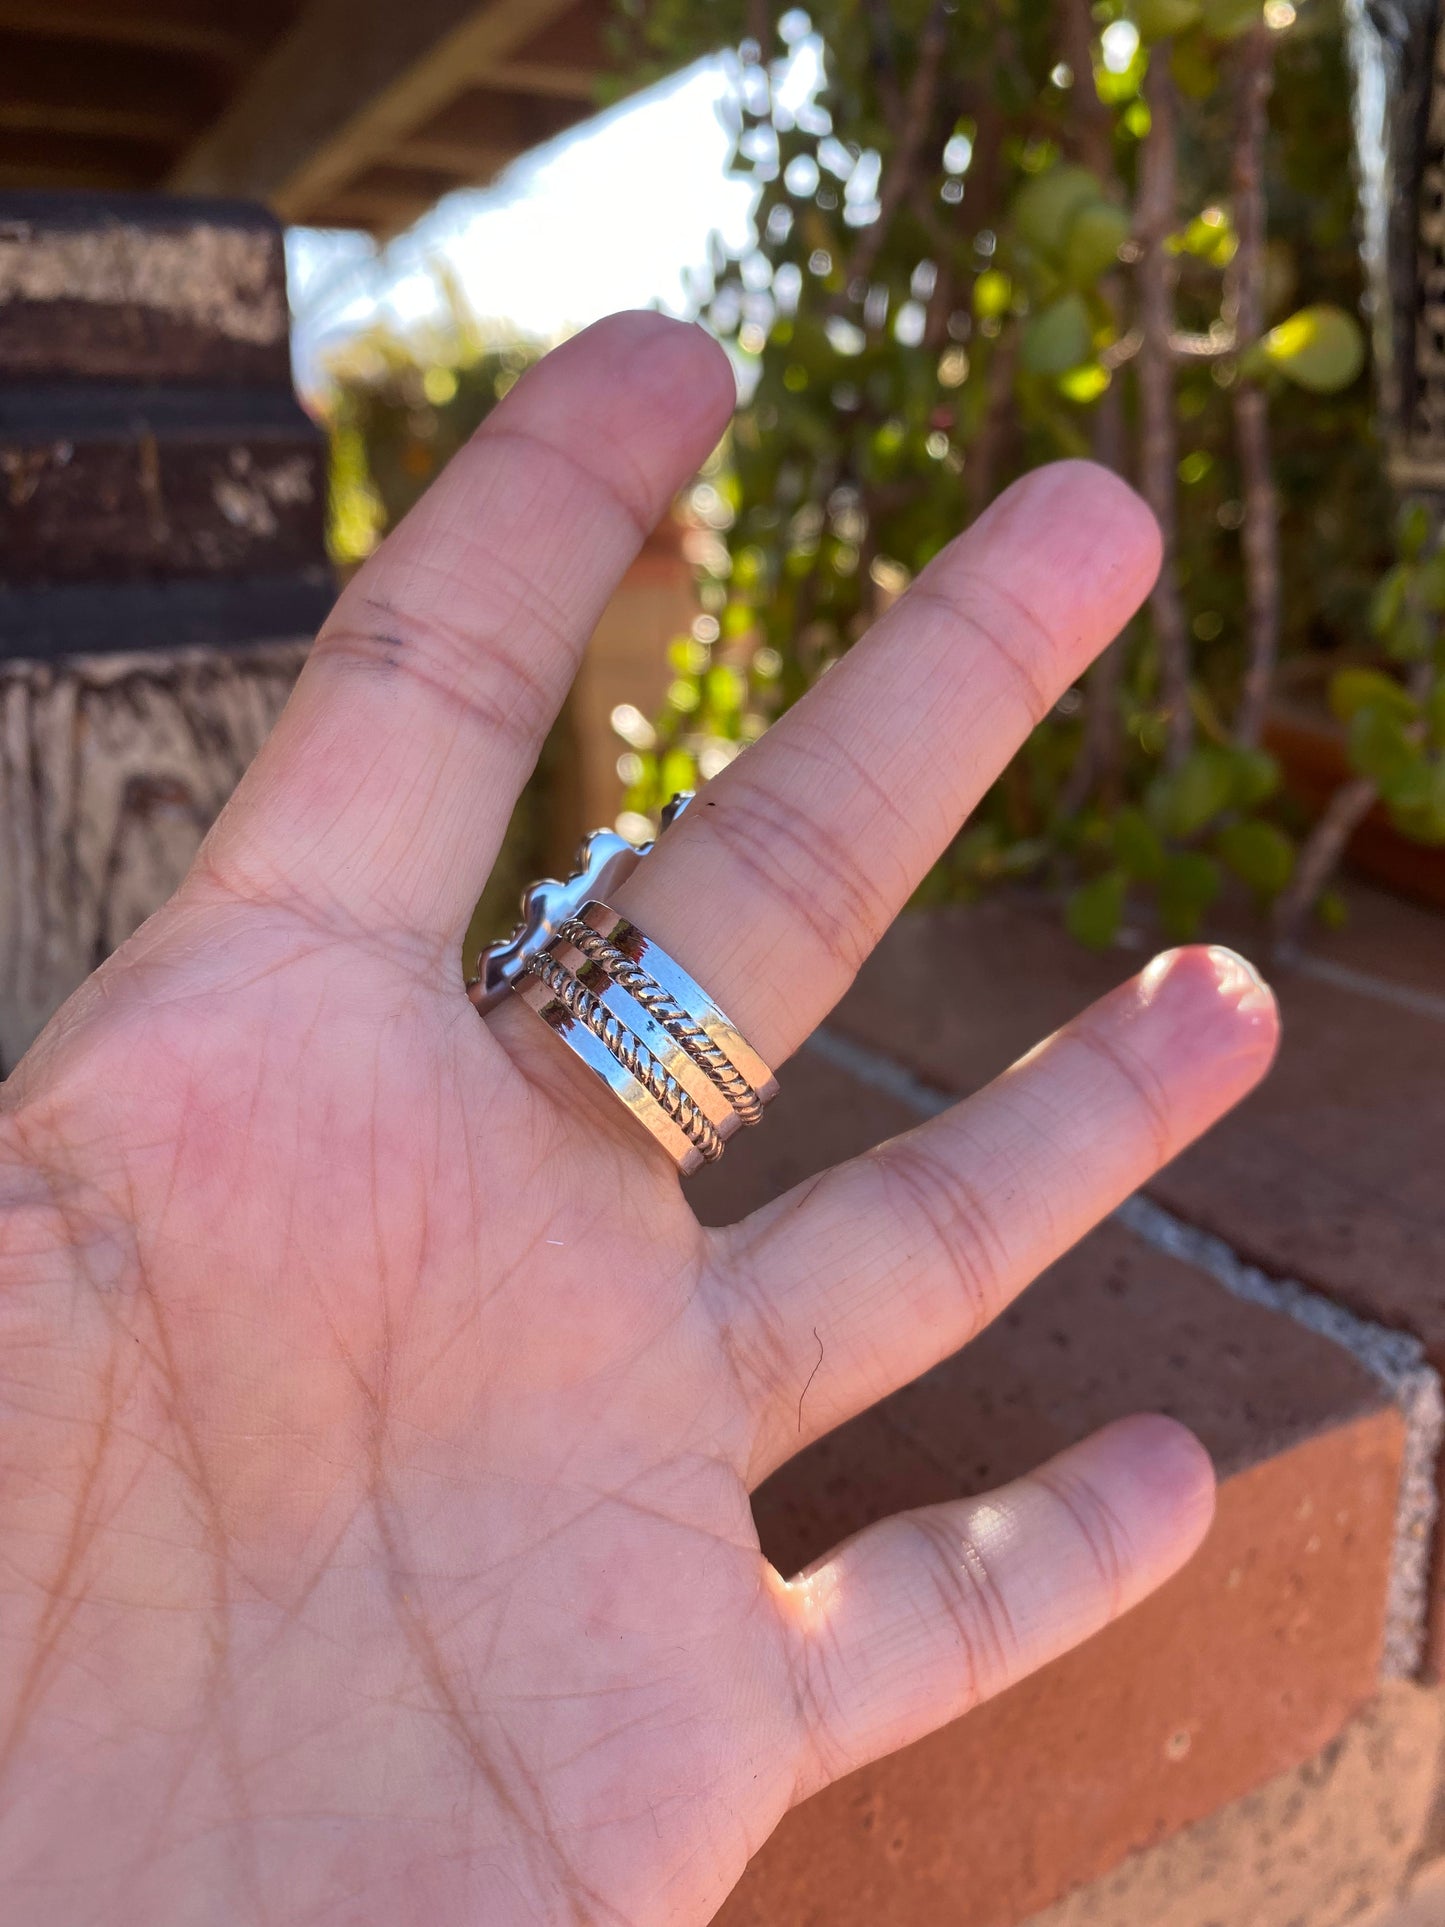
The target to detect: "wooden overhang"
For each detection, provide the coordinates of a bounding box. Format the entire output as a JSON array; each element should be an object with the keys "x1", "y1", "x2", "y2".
[{"x1": 0, "y1": 0, "x2": 615, "y2": 234}]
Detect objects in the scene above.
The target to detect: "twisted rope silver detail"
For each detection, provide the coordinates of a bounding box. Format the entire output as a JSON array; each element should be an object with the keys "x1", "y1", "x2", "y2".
[
  {"x1": 552, "y1": 918, "x2": 763, "y2": 1125},
  {"x1": 525, "y1": 951, "x2": 724, "y2": 1162}
]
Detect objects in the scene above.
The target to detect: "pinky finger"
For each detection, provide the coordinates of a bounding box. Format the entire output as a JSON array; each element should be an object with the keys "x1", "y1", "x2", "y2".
[{"x1": 776, "y1": 1415, "x2": 1215, "y2": 1804}]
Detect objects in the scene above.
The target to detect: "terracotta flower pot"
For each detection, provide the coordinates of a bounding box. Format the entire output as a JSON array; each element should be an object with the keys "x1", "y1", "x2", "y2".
[{"x1": 1266, "y1": 704, "x2": 1445, "y2": 910}]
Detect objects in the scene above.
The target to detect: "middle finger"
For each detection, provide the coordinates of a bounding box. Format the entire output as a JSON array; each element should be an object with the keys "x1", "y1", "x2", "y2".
[{"x1": 610, "y1": 459, "x2": 1159, "y2": 1070}]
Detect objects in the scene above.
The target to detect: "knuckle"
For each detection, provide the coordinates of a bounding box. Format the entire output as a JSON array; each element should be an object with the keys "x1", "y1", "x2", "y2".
[
  {"x1": 905, "y1": 1510, "x2": 1020, "y2": 1709},
  {"x1": 709, "y1": 1241, "x2": 807, "y2": 1436},
  {"x1": 706, "y1": 779, "x2": 896, "y2": 976},
  {"x1": 909, "y1": 569, "x2": 1058, "y2": 726},
  {"x1": 482, "y1": 422, "x2": 653, "y2": 542},
  {"x1": 869, "y1": 1142, "x2": 1006, "y2": 1342},
  {"x1": 1071, "y1": 1025, "x2": 1173, "y2": 1166},
  {"x1": 318, "y1": 582, "x2": 558, "y2": 758},
  {"x1": 1036, "y1": 1466, "x2": 1131, "y2": 1620}
]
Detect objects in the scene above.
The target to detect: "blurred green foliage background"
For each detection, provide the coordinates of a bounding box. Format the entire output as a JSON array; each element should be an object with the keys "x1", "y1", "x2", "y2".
[{"x1": 321, "y1": 0, "x2": 1444, "y2": 955}]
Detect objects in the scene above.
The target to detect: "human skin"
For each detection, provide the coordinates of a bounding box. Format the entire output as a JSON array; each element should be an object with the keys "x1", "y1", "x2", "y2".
[{"x1": 0, "y1": 313, "x2": 1277, "y2": 1926}]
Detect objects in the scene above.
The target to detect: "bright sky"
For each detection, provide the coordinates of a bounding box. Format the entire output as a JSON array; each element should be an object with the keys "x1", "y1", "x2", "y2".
[{"x1": 287, "y1": 51, "x2": 806, "y2": 391}]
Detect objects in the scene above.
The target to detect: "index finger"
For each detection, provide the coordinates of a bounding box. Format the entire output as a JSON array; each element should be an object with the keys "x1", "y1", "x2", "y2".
[{"x1": 198, "y1": 313, "x2": 736, "y2": 949}]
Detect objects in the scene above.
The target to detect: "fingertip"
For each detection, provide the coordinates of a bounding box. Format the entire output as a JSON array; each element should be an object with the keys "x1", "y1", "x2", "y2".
[
  {"x1": 1081, "y1": 1414, "x2": 1218, "y2": 1573},
  {"x1": 1138, "y1": 944, "x2": 1281, "y2": 1075},
  {"x1": 469, "y1": 309, "x2": 736, "y2": 531},
  {"x1": 681, "y1": 317, "x2": 743, "y2": 415},
  {"x1": 972, "y1": 460, "x2": 1163, "y2": 645},
  {"x1": 571, "y1": 308, "x2": 737, "y2": 433},
  {"x1": 1003, "y1": 457, "x2": 1158, "y2": 547}
]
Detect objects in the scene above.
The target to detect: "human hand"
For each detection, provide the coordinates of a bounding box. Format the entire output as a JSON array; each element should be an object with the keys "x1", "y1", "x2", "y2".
[{"x1": 0, "y1": 314, "x2": 1276, "y2": 1925}]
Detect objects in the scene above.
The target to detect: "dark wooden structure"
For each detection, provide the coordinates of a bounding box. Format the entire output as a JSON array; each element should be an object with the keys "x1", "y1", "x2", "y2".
[
  {"x1": 1347, "y1": 0, "x2": 1445, "y2": 499},
  {"x1": 0, "y1": 3, "x2": 623, "y2": 1065},
  {"x1": 0, "y1": 0, "x2": 612, "y2": 235},
  {"x1": 0, "y1": 191, "x2": 331, "y2": 657},
  {"x1": 0, "y1": 192, "x2": 325, "y2": 1063}
]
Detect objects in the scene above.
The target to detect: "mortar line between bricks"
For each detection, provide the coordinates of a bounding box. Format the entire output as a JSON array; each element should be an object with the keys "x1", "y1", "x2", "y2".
[
  {"x1": 805, "y1": 1025, "x2": 1445, "y2": 1679},
  {"x1": 1288, "y1": 954, "x2": 1445, "y2": 1027}
]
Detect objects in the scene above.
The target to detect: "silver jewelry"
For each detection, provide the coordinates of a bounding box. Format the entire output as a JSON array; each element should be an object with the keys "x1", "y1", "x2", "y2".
[
  {"x1": 521, "y1": 950, "x2": 726, "y2": 1165},
  {"x1": 482, "y1": 793, "x2": 779, "y2": 1172},
  {"x1": 467, "y1": 793, "x2": 692, "y2": 1013},
  {"x1": 563, "y1": 905, "x2": 776, "y2": 1128}
]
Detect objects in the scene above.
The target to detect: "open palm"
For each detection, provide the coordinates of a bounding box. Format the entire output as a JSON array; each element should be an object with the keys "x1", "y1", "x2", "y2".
[{"x1": 0, "y1": 316, "x2": 1276, "y2": 1927}]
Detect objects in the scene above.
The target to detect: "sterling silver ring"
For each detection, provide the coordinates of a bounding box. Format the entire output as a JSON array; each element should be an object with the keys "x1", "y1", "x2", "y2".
[{"x1": 469, "y1": 793, "x2": 778, "y2": 1172}]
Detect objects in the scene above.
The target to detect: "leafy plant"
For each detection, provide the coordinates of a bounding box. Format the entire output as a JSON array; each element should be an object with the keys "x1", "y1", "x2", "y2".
[{"x1": 615, "y1": 0, "x2": 1395, "y2": 949}]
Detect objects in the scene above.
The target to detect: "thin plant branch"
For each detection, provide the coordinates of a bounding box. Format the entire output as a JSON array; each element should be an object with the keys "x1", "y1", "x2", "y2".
[
  {"x1": 966, "y1": 322, "x2": 1022, "y2": 523},
  {"x1": 1170, "y1": 328, "x2": 1237, "y2": 358},
  {"x1": 864, "y1": 0, "x2": 905, "y2": 127},
  {"x1": 1275, "y1": 658, "x2": 1435, "y2": 951},
  {"x1": 1057, "y1": 0, "x2": 1130, "y2": 812},
  {"x1": 844, "y1": 0, "x2": 951, "y2": 291},
  {"x1": 1271, "y1": 775, "x2": 1376, "y2": 956},
  {"x1": 1227, "y1": 26, "x2": 1282, "y2": 750},
  {"x1": 1135, "y1": 54, "x2": 1193, "y2": 768}
]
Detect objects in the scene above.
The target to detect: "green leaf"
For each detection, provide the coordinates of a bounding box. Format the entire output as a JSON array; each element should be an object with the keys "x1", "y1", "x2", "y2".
[
  {"x1": 1368, "y1": 566, "x2": 1409, "y2": 641},
  {"x1": 1112, "y1": 805, "x2": 1166, "y2": 881},
  {"x1": 1061, "y1": 201, "x2": 1131, "y2": 286},
  {"x1": 1329, "y1": 666, "x2": 1418, "y2": 723},
  {"x1": 1417, "y1": 552, "x2": 1445, "y2": 613},
  {"x1": 973, "y1": 269, "x2": 1013, "y2": 320},
  {"x1": 1178, "y1": 208, "x2": 1236, "y2": 266},
  {"x1": 1426, "y1": 679, "x2": 1445, "y2": 747},
  {"x1": 1131, "y1": 0, "x2": 1203, "y2": 39},
  {"x1": 1021, "y1": 293, "x2": 1094, "y2": 376},
  {"x1": 659, "y1": 746, "x2": 698, "y2": 796},
  {"x1": 1216, "y1": 819, "x2": 1295, "y2": 896},
  {"x1": 1199, "y1": 0, "x2": 1263, "y2": 37},
  {"x1": 1012, "y1": 167, "x2": 1104, "y2": 258},
  {"x1": 1058, "y1": 363, "x2": 1111, "y2": 402},
  {"x1": 1385, "y1": 605, "x2": 1434, "y2": 662},
  {"x1": 1157, "y1": 851, "x2": 1221, "y2": 940},
  {"x1": 1147, "y1": 745, "x2": 1236, "y2": 838},
  {"x1": 1229, "y1": 747, "x2": 1282, "y2": 808},
  {"x1": 703, "y1": 663, "x2": 744, "y2": 714},
  {"x1": 1381, "y1": 754, "x2": 1434, "y2": 811},
  {"x1": 1347, "y1": 703, "x2": 1419, "y2": 789},
  {"x1": 1251, "y1": 305, "x2": 1366, "y2": 394},
  {"x1": 1315, "y1": 887, "x2": 1348, "y2": 930},
  {"x1": 1398, "y1": 500, "x2": 1433, "y2": 562},
  {"x1": 1066, "y1": 870, "x2": 1128, "y2": 949}
]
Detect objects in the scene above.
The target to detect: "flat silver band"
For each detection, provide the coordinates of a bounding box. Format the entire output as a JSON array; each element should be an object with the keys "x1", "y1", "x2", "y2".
[
  {"x1": 523, "y1": 949, "x2": 727, "y2": 1164},
  {"x1": 552, "y1": 915, "x2": 767, "y2": 1124},
  {"x1": 517, "y1": 960, "x2": 713, "y2": 1174},
  {"x1": 574, "y1": 901, "x2": 778, "y2": 1113}
]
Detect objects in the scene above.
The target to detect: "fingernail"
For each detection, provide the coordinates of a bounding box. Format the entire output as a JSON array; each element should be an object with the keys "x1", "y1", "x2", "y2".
[{"x1": 1205, "y1": 944, "x2": 1275, "y2": 1016}]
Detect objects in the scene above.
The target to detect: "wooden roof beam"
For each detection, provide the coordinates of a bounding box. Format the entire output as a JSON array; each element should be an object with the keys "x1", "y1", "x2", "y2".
[
  {"x1": 489, "y1": 2, "x2": 609, "y2": 100},
  {"x1": 0, "y1": 0, "x2": 277, "y2": 68},
  {"x1": 391, "y1": 86, "x2": 587, "y2": 185},
  {"x1": 0, "y1": 128, "x2": 160, "y2": 191},
  {"x1": 0, "y1": 36, "x2": 215, "y2": 145},
  {"x1": 166, "y1": 0, "x2": 583, "y2": 223},
  {"x1": 486, "y1": 60, "x2": 601, "y2": 103}
]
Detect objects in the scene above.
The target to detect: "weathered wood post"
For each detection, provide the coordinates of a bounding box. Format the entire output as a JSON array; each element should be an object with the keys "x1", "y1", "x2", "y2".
[
  {"x1": 1345, "y1": 0, "x2": 1445, "y2": 503},
  {"x1": 0, "y1": 192, "x2": 334, "y2": 1069}
]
